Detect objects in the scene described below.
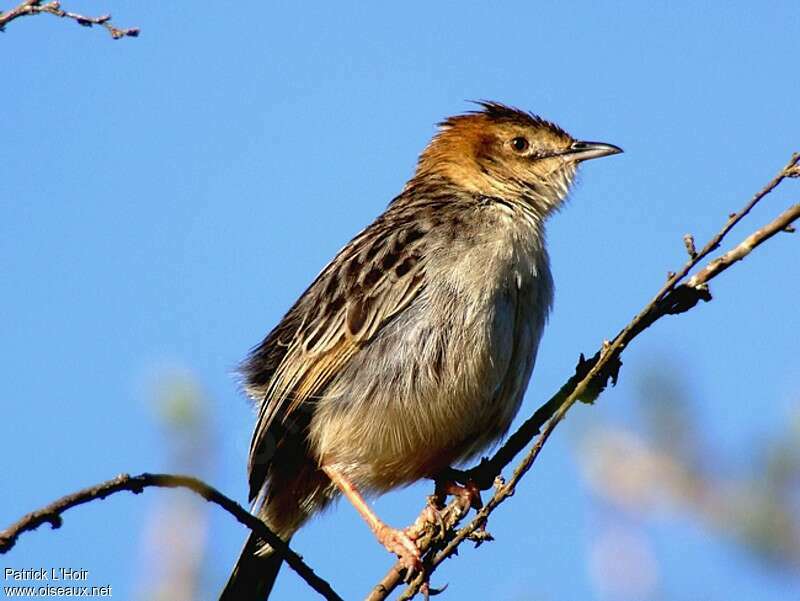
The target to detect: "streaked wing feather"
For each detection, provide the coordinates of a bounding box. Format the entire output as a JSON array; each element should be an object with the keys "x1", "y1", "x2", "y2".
[{"x1": 246, "y1": 212, "x2": 429, "y2": 494}]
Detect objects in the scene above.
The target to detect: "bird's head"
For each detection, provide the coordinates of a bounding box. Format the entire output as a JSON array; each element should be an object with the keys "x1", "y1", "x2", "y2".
[{"x1": 414, "y1": 101, "x2": 622, "y2": 216}]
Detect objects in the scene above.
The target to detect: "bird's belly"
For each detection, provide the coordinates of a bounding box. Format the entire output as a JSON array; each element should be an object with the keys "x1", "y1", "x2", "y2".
[{"x1": 309, "y1": 280, "x2": 543, "y2": 492}]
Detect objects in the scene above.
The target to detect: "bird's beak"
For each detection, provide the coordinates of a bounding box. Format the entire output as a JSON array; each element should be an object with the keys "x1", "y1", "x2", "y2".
[{"x1": 566, "y1": 141, "x2": 623, "y2": 162}]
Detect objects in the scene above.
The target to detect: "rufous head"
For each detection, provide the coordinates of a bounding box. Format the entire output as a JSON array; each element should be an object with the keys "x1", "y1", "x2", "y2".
[{"x1": 414, "y1": 101, "x2": 622, "y2": 216}]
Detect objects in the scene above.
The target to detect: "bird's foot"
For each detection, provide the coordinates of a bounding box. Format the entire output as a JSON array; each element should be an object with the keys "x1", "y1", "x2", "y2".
[
  {"x1": 435, "y1": 478, "x2": 483, "y2": 510},
  {"x1": 407, "y1": 496, "x2": 448, "y2": 541},
  {"x1": 403, "y1": 479, "x2": 484, "y2": 548},
  {"x1": 374, "y1": 523, "x2": 421, "y2": 576}
]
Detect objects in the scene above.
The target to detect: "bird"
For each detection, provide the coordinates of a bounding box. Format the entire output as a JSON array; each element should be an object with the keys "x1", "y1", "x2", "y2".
[{"x1": 220, "y1": 101, "x2": 622, "y2": 599}]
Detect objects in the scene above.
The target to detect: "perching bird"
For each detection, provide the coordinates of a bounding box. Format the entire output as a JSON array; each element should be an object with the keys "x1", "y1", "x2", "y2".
[{"x1": 220, "y1": 102, "x2": 621, "y2": 599}]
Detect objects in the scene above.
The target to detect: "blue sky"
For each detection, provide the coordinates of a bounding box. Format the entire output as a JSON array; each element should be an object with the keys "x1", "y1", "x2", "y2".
[{"x1": 2, "y1": 2, "x2": 799, "y2": 599}]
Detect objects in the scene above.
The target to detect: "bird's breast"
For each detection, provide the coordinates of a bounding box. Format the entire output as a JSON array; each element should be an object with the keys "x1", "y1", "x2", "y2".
[{"x1": 309, "y1": 210, "x2": 552, "y2": 491}]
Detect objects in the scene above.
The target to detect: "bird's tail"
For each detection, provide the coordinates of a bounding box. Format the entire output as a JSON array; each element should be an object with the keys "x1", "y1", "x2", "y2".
[{"x1": 219, "y1": 532, "x2": 285, "y2": 601}]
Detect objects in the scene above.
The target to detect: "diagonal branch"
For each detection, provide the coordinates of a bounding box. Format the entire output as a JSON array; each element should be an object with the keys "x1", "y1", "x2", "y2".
[
  {"x1": 687, "y1": 202, "x2": 800, "y2": 287},
  {"x1": 0, "y1": 472, "x2": 343, "y2": 601},
  {"x1": 370, "y1": 152, "x2": 800, "y2": 600},
  {"x1": 0, "y1": 1, "x2": 139, "y2": 38}
]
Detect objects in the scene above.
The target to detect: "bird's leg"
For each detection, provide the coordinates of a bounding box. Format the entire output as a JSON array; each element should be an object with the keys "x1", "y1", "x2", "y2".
[
  {"x1": 434, "y1": 478, "x2": 483, "y2": 510},
  {"x1": 322, "y1": 465, "x2": 421, "y2": 572}
]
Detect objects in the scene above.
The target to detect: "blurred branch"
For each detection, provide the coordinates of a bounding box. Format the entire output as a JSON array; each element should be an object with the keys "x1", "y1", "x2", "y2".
[
  {"x1": 0, "y1": 472, "x2": 343, "y2": 601},
  {"x1": 137, "y1": 370, "x2": 214, "y2": 601},
  {"x1": 580, "y1": 416, "x2": 800, "y2": 571},
  {"x1": 0, "y1": 1, "x2": 139, "y2": 38},
  {"x1": 373, "y1": 152, "x2": 800, "y2": 599}
]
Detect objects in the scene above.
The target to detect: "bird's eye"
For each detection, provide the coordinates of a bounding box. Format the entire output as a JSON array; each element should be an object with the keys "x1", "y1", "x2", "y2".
[{"x1": 511, "y1": 137, "x2": 529, "y2": 153}]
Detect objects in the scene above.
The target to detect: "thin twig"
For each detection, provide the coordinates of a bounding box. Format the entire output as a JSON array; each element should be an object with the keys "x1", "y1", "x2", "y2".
[
  {"x1": 372, "y1": 152, "x2": 800, "y2": 600},
  {"x1": 0, "y1": 1, "x2": 139, "y2": 38},
  {"x1": 687, "y1": 203, "x2": 800, "y2": 287},
  {"x1": 0, "y1": 472, "x2": 343, "y2": 601}
]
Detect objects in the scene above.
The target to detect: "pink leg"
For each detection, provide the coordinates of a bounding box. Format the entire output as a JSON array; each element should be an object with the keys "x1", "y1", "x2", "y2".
[{"x1": 322, "y1": 465, "x2": 421, "y2": 572}]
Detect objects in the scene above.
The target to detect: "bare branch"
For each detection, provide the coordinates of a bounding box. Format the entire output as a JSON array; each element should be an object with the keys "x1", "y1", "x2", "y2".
[
  {"x1": 0, "y1": 472, "x2": 343, "y2": 601},
  {"x1": 0, "y1": 1, "x2": 139, "y2": 38},
  {"x1": 372, "y1": 152, "x2": 800, "y2": 600},
  {"x1": 687, "y1": 203, "x2": 800, "y2": 287}
]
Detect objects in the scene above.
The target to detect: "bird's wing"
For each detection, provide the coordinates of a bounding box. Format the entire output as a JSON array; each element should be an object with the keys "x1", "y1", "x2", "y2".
[{"x1": 244, "y1": 210, "x2": 430, "y2": 499}]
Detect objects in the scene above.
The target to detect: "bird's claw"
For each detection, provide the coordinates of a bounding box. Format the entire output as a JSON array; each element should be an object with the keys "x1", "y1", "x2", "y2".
[
  {"x1": 375, "y1": 524, "x2": 421, "y2": 578},
  {"x1": 423, "y1": 499, "x2": 447, "y2": 535},
  {"x1": 436, "y1": 478, "x2": 483, "y2": 510}
]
